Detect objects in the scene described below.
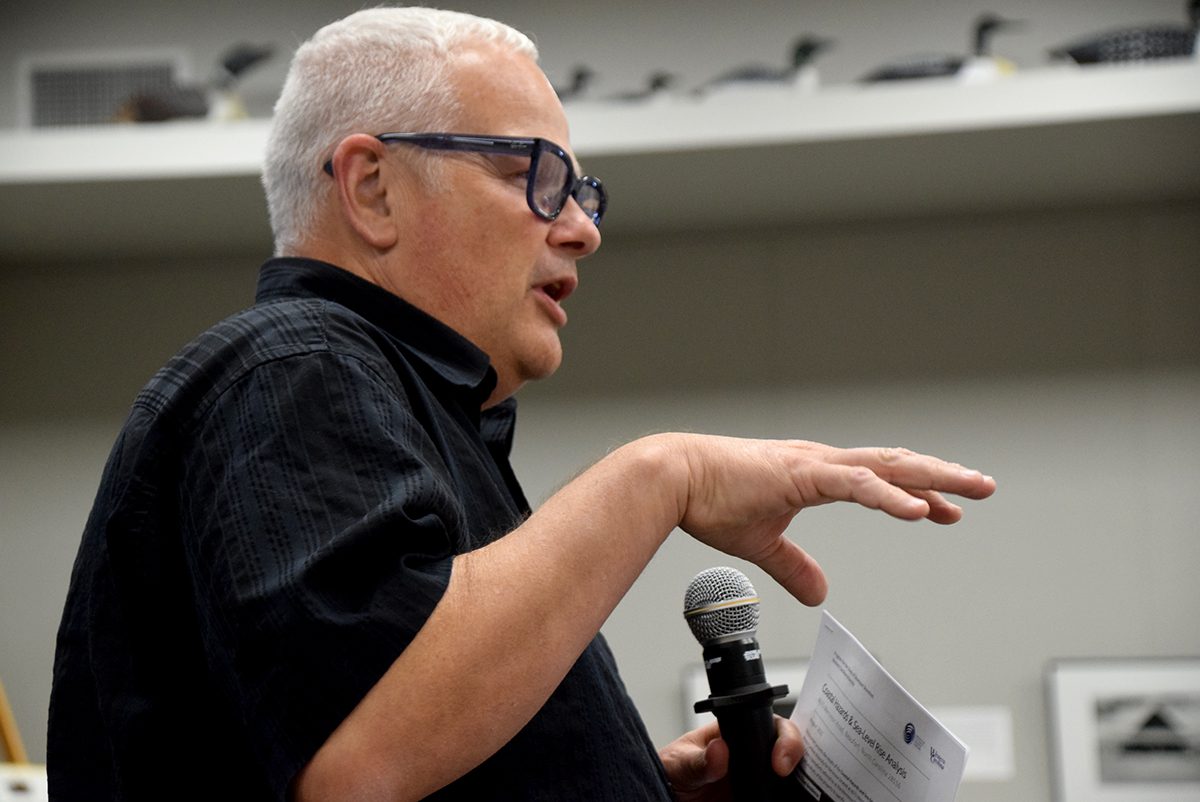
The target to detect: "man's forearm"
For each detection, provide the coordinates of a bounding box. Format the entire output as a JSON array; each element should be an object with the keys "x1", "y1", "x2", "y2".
[
  {"x1": 293, "y1": 434, "x2": 996, "y2": 800},
  {"x1": 293, "y1": 434, "x2": 687, "y2": 800}
]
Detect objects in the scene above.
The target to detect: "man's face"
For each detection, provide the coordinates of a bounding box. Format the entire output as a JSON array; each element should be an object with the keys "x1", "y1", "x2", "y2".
[{"x1": 390, "y1": 45, "x2": 602, "y2": 405}]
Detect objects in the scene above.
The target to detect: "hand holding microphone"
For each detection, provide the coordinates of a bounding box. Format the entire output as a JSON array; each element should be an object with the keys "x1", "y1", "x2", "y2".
[
  {"x1": 658, "y1": 438, "x2": 992, "y2": 798},
  {"x1": 684, "y1": 566, "x2": 793, "y2": 801}
]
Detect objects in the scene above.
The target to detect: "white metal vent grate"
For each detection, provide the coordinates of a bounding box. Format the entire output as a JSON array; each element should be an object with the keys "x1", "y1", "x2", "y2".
[
  {"x1": 31, "y1": 64, "x2": 176, "y2": 126},
  {"x1": 18, "y1": 50, "x2": 190, "y2": 127}
]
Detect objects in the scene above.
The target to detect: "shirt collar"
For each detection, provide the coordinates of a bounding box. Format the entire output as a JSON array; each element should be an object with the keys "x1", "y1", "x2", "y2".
[{"x1": 255, "y1": 257, "x2": 498, "y2": 405}]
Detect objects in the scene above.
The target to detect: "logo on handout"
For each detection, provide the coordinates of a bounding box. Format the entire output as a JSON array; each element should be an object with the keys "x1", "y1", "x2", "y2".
[
  {"x1": 930, "y1": 746, "x2": 946, "y2": 770},
  {"x1": 903, "y1": 722, "x2": 924, "y2": 750}
]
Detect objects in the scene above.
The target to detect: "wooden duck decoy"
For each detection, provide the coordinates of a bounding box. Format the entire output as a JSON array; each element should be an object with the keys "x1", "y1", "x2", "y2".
[
  {"x1": 117, "y1": 42, "x2": 273, "y2": 122},
  {"x1": 1050, "y1": 0, "x2": 1199, "y2": 64},
  {"x1": 861, "y1": 13, "x2": 1023, "y2": 83},
  {"x1": 695, "y1": 35, "x2": 833, "y2": 95},
  {"x1": 604, "y1": 71, "x2": 676, "y2": 103},
  {"x1": 553, "y1": 66, "x2": 595, "y2": 102}
]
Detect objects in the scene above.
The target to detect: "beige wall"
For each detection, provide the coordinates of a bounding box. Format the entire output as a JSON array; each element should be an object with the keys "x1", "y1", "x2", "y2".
[{"x1": 3, "y1": 201, "x2": 1198, "y2": 802}]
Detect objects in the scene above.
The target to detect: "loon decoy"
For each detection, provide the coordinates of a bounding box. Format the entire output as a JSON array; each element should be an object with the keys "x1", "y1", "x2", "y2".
[
  {"x1": 604, "y1": 71, "x2": 676, "y2": 103},
  {"x1": 861, "y1": 13, "x2": 1023, "y2": 82},
  {"x1": 117, "y1": 42, "x2": 273, "y2": 122},
  {"x1": 553, "y1": 66, "x2": 595, "y2": 103},
  {"x1": 207, "y1": 43, "x2": 274, "y2": 120},
  {"x1": 694, "y1": 35, "x2": 834, "y2": 95},
  {"x1": 1050, "y1": 0, "x2": 1200, "y2": 63}
]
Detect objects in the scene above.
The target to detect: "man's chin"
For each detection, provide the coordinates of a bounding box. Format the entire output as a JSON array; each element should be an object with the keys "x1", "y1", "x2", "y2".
[
  {"x1": 526, "y1": 345, "x2": 564, "y2": 382},
  {"x1": 489, "y1": 344, "x2": 563, "y2": 404}
]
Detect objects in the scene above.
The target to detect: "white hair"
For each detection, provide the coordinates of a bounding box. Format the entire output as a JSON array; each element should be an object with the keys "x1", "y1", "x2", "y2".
[{"x1": 262, "y1": 6, "x2": 539, "y2": 255}]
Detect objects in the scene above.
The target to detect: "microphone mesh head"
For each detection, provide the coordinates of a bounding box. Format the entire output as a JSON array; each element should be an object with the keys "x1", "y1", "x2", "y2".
[{"x1": 683, "y1": 566, "x2": 760, "y2": 645}]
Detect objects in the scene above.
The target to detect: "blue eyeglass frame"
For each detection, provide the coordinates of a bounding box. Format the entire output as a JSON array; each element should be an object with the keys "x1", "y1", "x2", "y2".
[{"x1": 321, "y1": 132, "x2": 606, "y2": 227}]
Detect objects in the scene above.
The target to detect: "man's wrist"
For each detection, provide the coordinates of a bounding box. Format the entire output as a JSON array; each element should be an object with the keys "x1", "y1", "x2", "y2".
[{"x1": 606, "y1": 433, "x2": 690, "y2": 541}]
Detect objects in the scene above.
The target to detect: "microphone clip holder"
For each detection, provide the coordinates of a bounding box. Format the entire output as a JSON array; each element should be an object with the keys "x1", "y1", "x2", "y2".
[{"x1": 694, "y1": 682, "x2": 788, "y2": 715}]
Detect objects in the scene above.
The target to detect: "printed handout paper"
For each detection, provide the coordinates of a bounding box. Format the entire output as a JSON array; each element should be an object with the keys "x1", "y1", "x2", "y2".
[{"x1": 788, "y1": 611, "x2": 967, "y2": 802}]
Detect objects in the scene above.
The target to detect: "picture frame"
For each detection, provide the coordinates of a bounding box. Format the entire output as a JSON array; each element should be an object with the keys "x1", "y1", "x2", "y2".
[{"x1": 1046, "y1": 658, "x2": 1200, "y2": 802}]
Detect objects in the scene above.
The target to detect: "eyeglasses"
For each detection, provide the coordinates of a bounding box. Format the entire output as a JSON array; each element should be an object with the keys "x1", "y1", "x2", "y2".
[{"x1": 322, "y1": 133, "x2": 606, "y2": 227}]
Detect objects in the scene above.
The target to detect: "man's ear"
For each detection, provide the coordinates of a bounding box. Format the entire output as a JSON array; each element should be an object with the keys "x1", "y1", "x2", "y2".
[{"x1": 328, "y1": 134, "x2": 401, "y2": 250}]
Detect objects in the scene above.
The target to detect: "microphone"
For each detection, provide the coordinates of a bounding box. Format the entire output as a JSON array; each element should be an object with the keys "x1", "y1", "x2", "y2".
[{"x1": 684, "y1": 567, "x2": 789, "y2": 801}]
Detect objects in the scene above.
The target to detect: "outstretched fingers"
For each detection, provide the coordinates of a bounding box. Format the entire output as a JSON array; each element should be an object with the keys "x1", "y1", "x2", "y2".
[
  {"x1": 867, "y1": 446, "x2": 996, "y2": 498},
  {"x1": 797, "y1": 459, "x2": 932, "y2": 520},
  {"x1": 779, "y1": 443, "x2": 994, "y2": 522},
  {"x1": 824, "y1": 447, "x2": 994, "y2": 503},
  {"x1": 907, "y1": 488, "x2": 963, "y2": 525}
]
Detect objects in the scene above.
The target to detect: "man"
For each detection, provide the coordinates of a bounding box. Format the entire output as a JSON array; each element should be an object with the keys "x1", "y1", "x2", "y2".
[{"x1": 49, "y1": 7, "x2": 995, "y2": 801}]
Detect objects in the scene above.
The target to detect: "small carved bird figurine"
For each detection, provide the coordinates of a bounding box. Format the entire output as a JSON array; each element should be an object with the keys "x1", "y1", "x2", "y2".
[
  {"x1": 604, "y1": 71, "x2": 677, "y2": 103},
  {"x1": 1050, "y1": 0, "x2": 1199, "y2": 64},
  {"x1": 117, "y1": 42, "x2": 273, "y2": 123},
  {"x1": 695, "y1": 35, "x2": 834, "y2": 95},
  {"x1": 861, "y1": 14, "x2": 1023, "y2": 83},
  {"x1": 553, "y1": 66, "x2": 595, "y2": 103}
]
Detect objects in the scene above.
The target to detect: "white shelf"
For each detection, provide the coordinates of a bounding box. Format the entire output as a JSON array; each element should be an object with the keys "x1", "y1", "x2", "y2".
[
  {"x1": 0, "y1": 118, "x2": 268, "y2": 184},
  {"x1": 570, "y1": 60, "x2": 1200, "y2": 153},
  {"x1": 1, "y1": 61, "x2": 1197, "y2": 261}
]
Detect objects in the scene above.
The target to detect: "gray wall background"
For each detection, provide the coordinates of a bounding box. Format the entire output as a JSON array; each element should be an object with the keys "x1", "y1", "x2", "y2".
[{"x1": 2, "y1": 2, "x2": 1198, "y2": 800}]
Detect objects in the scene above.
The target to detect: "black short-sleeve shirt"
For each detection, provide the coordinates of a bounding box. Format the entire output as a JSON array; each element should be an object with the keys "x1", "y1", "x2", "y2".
[{"x1": 48, "y1": 258, "x2": 672, "y2": 800}]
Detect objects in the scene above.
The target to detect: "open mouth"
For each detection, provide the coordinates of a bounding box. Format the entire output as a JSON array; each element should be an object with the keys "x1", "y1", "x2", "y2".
[{"x1": 538, "y1": 277, "x2": 576, "y2": 304}]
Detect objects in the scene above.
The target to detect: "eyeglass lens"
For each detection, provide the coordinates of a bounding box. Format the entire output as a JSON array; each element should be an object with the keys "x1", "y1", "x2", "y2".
[
  {"x1": 532, "y1": 148, "x2": 570, "y2": 218},
  {"x1": 574, "y1": 181, "x2": 603, "y2": 225},
  {"x1": 532, "y1": 145, "x2": 604, "y2": 225}
]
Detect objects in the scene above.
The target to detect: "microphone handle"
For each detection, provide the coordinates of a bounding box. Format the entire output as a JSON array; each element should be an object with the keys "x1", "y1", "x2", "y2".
[
  {"x1": 694, "y1": 635, "x2": 790, "y2": 801},
  {"x1": 713, "y1": 698, "x2": 785, "y2": 801}
]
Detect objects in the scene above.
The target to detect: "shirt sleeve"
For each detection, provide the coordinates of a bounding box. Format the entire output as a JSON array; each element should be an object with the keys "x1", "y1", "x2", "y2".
[{"x1": 178, "y1": 348, "x2": 460, "y2": 795}]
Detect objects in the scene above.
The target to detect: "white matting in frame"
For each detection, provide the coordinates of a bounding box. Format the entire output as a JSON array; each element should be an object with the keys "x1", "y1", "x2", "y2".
[
  {"x1": 1047, "y1": 658, "x2": 1200, "y2": 802},
  {"x1": 0, "y1": 764, "x2": 48, "y2": 802}
]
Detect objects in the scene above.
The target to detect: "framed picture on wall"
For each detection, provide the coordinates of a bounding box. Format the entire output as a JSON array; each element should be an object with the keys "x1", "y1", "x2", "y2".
[{"x1": 1047, "y1": 658, "x2": 1200, "y2": 802}]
